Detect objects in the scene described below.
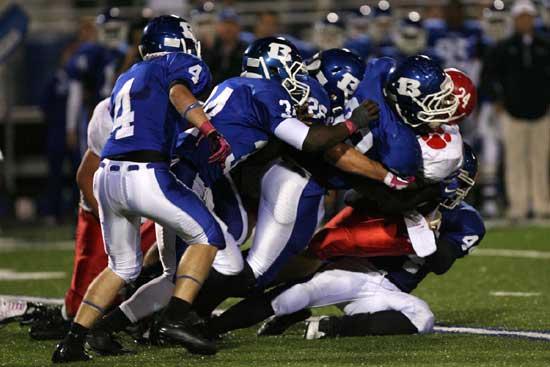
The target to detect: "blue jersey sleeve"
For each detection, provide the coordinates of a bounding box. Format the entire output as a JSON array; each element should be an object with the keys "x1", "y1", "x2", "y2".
[
  {"x1": 165, "y1": 53, "x2": 211, "y2": 96},
  {"x1": 252, "y1": 84, "x2": 296, "y2": 133},
  {"x1": 65, "y1": 43, "x2": 96, "y2": 80},
  {"x1": 439, "y1": 203, "x2": 486, "y2": 257}
]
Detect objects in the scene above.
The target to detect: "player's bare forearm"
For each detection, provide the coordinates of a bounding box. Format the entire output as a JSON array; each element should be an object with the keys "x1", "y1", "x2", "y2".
[
  {"x1": 324, "y1": 143, "x2": 388, "y2": 182},
  {"x1": 302, "y1": 123, "x2": 350, "y2": 152},
  {"x1": 169, "y1": 83, "x2": 209, "y2": 130},
  {"x1": 76, "y1": 149, "x2": 100, "y2": 218}
]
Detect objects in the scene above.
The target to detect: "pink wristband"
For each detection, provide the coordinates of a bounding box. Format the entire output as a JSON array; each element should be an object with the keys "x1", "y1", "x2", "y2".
[
  {"x1": 198, "y1": 120, "x2": 215, "y2": 136},
  {"x1": 344, "y1": 120, "x2": 358, "y2": 135}
]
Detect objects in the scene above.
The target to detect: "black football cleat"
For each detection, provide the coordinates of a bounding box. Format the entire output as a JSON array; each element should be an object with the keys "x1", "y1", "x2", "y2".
[
  {"x1": 154, "y1": 311, "x2": 217, "y2": 355},
  {"x1": 29, "y1": 306, "x2": 70, "y2": 340},
  {"x1": 52, "y1": 337, "x2": 91, "y2": 363},
  {"x1": 86, "y1": 329, "x2": 135, "y2": 356},
  {"x1": 257, "y1": 309, "x2": 312, "y2": 336}
]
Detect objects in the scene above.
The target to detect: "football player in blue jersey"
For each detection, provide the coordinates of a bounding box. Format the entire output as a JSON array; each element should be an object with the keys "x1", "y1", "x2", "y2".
[
  {"x1": 200, "y1": 55, "x2": 467, "y2": 337},
  {"x1": 175, "y1": 37, "x2": 384, "y2": 188},
  {"x1": 65, "y1": 8, "x2": 128, "y2": 156},
  {"x1": 52, "y1": 15, "x2": 232, "y2": 362},
  {"x1": 72, "y1": 42, "x2": 397, "y2": 354},
  {"x1": 301, "y1": 146, "x2": 484, "y2": 339},
  {"x1": 335, "y1": 54, "x2": 459, "y2": 187},
  {"x1": 205, "y1": 144, "x2": 484, "y2": 339},
  {"x1": 174, "y1": 39, "x2": 415, "y2": 316},
  {"x1": 426, "y1": 0, "x2": 483, "y2": 81}
]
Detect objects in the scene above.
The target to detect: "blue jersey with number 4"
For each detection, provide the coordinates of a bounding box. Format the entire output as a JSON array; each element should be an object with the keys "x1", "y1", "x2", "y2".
[
  {"x1": 370, "y1": 202, "x2": 485, "y2": 293},
  {"x1": 101, "y1": 53, "x2": 210, "y2": 159},
  {"x1": 176, "y1": 77, "x2": 298, "y2": 186}
]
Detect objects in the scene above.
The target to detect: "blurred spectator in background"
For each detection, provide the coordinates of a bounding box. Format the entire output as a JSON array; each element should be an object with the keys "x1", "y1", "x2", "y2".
[
  {"x1": 477, "y1": 0, "x2": 511, "y2": 218},
  {"x1": 203, "y1": 8, "x2": 247, "y2": 86},
  {"x1": 40, "y1": 17, "x2": 96, "y2": 223},
  {"x1": 369, "y1": 0, "x2": 394, "y2": 53},
  {"x1": 190, "y1": 1, "x2": 218, "y2": 52},
  {"x1": 343, "y1": 5, "x2": 372, "y2": 60},
  {"x1": 240, "y1": 10, "x2": 279, "y2": 43},
  {"x1": 312, "y1": 12, "x2": 346, "y2": 50},
  {"x1": 380, "y1": 11, "x2": 431, "y2": 62},
  {"x1": 64, "y1": 9, "x2": 127, "y2": 158},
  {"x1": 254, "y1": 11, "x2": 279, "y2": 38},
  {"x1": 482, "y1": 0, "x2": 550, "y2": 220},
  {"x1": 41, "y1": 45, "x2": 80, "y2": 223}
]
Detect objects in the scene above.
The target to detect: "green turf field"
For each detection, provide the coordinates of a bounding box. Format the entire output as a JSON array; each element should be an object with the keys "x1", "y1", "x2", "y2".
[{"x1": 1, "y1": 226, "x2": 550, "y2": 366}]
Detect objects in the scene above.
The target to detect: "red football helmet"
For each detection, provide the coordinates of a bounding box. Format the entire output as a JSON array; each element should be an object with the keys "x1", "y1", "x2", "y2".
[{"x1": 445, "y1": 68, "x2": 477, "y2": 124}]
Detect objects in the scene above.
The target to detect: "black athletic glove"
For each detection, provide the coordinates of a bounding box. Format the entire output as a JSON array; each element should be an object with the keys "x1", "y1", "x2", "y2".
[{"x1": 344, "y1": 99, "x2": 380, "y2": 134}]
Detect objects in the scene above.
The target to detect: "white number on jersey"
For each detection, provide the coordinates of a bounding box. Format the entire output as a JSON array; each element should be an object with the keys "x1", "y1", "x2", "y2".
[
  {"x1": 307, "y1": 97, "x2": 328, "y2": 120},
  {"x1": 112, "y1": 78, "x2": 135, "y2": 140},
  {"x1": 203, "y1": 86, "x2": 234, "y2": 118},
  {"x1": 188, "y1": 64, "x2": 202, "y2": 85},
  {"x1": 396, "y1": 77, "x2": 422, "y2": 97},
  {"x1": 461, "y1": 235, "x2": 479, "y2": 253},
  {"x1": 279, "y1": 99, "x2": 294, "y2": 118}
]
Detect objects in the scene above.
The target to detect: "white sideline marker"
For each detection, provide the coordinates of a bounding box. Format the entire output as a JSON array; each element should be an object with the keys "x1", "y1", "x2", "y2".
[{"x1": 434, "y1": 325, "x2": 550, "y2": 341}]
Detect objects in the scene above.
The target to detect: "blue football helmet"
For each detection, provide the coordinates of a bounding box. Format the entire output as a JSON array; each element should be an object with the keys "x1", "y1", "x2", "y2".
[
  {"x1": 242, "y1": 37, "x2": 310, "y2": 106},
  {"x1": 441, "y1": 143, "x2": 478, "y2": 210},
  {"x1": 139, "y1": 15, "x2": 201, "y2": 60},
  {"x1": 96, "y1": 7, "x2": 129, "y2": 50},
  {"x1": 306, "y1": 48, "x2": 365, "y2": 116},
  {"x1": 384, "y1": 55, "x2": 459, "y2": 129}
]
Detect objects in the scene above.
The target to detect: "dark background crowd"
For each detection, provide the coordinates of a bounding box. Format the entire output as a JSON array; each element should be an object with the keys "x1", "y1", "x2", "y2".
[{"x1": 0, "y1": 0, "x2": 548, "y2": 226}]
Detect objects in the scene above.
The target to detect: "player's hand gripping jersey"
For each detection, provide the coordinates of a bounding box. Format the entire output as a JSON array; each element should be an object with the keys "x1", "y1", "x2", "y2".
[{"x1": 102, "y1": 52, "x2": 210, "y2": 159}]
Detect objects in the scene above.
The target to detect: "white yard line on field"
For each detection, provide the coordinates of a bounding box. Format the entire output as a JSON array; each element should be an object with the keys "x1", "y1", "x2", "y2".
[
  {"x1": 471, "y1": 248, "x2": 550, "y2": 259},
  {"x1": 490, "y1": 291, "x2": 541, "y2": 297},
  {"x1": 434, "y1": 325, "x2": 550, "y2": 341},
  {"x1": 0, "y1": 269, "x2": 66, "y2": 281},
  {"x1": 0, "y1": 239, "x2": 74, "y2": 252},
  {"x1": 0, "y1": 298, "x2": 549, "y2": 342}
]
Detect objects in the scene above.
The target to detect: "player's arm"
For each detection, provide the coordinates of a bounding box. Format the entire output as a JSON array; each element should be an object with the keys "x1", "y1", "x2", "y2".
[
  {"x1": 76, "y1": 149, "x2": 101, "y2": 218},
  {"x1": 345, "y1": 181, "x2": 440, "y2": 215},
  {"x1": 424, "y1": 238, "x2": 462, "y2": 275},
  {"x1": 169, "y1": 83, "x2": 230, "y2": 165},
  {"x1": 66, "y1": 80, "x2": 83, "y2": 149},
  {"x1": 275, "y1": 100, "x2": 379, "y2": 153},
  {"x1": 324, "y1": 143, "x2": 411, "y2": 189}
]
